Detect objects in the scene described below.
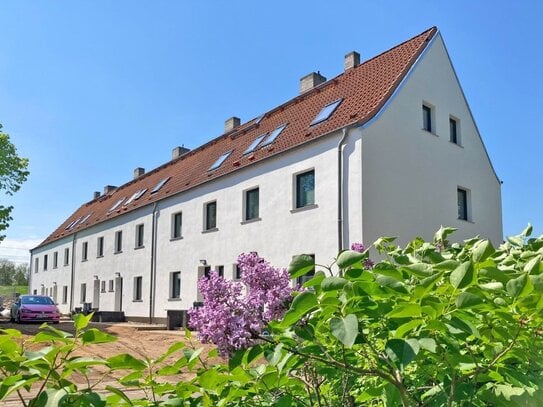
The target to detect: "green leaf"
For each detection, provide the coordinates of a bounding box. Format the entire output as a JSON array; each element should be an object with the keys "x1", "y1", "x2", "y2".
[
  {"x1": 456, "y1": 291, "x2": 484, "y2": 308},
  {"x1": 81, "y1": 328, "x2": 117, "y2": 344},
  {"x1": 385, "y1": 339, "x2": 420, "y2": 369},
  {"x1": 337, "y1": 250, "x2": 365, "y2": 269},
  {"x1": 73, "y1": 312, "x2": 94, "y2": 331},
  {"x1": 65, "y1": 357, "x2": 107, "y2": 369},
  {"x1": 107, "y1": 354, "x2": 147, "y2": 371},
  {"x1": 321, "y1": 276, "x2": 348, "y2": 291},
  {"x1": 105, "y1": 385, "x2": 134, "y2": 405},
  {"x1": 479, "y1": 282, "x2": 504, "y2": 291},
  {"x1": 418, "y1": 338, "x2": 437, "y2": 353},
  {"x1": 521, "y1": 223, "x2": 533, "y2": 237},
  {"x1": 395, "y1": 319, "x2": 423, "y2": 338},
  {"x1": 524, "y1": 255, "x2": 541, "y2": 274},
  {"x1": 387, "y1": 303, "x2": 421, "y2": 319},
  {"x1": 281, "y1": 291, "x2": 317, "y2": 327},
  {"x1": 330, "y1": 314, "x2": 358, "y2": 348},
  {"x1": 375, "y1": 275, "x2": 409, "y2": 293},
  {"x1": 450, "y1": 261, "x2": 475, "y2": 289},
  {"x1": 472, "y1": 239, "x2": 494, "y2": 263},
  {"x1": 506, "y1": 273, "x2": 533, "y2": 298},
  {"x1": 434, "y1": 226, "x2": 457, "y2": 243},
  {"x1": 288, "y1": 254, "x2": 315, "y2": 278},
  {"x1": 302, "y1": 270, "x2": 326, "y2": 287}
]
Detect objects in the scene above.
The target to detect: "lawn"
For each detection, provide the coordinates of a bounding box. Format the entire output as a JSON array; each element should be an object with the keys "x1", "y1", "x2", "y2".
[{"x1": 0, "y1": 285, "x2": 28, "y2": 296}]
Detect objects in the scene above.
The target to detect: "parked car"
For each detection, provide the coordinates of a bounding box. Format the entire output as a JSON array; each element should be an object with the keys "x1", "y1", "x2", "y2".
[{"x1": 10, "y1": 295, "x2": 60, "y2": 324}]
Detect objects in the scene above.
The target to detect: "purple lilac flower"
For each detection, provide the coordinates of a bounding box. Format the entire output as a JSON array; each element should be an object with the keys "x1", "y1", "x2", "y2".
[
  {"x1": 363, "y1": 258, "x2": 374, "y2": 269},
  {"x1": 351, "y1": 242, "x2": 365, "y2": 253},
  {"x1": 188, "y1": 253, "x2": 293, "y2": 356}
]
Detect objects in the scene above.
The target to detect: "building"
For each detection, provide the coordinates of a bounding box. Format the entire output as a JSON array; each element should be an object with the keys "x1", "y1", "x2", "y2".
[{"x1": 29, "y1": 27, "x2": 502, "y2": 323}]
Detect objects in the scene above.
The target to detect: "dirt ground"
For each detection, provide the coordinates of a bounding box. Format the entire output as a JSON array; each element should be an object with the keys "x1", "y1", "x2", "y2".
[{"x1": 0, "y1": 318, "x2": 219, "y2": 405}]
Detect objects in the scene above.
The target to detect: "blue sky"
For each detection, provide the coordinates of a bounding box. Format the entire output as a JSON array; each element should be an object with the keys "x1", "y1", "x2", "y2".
[{"x1": 1, "y1": 1, "x2": 542, "y2": 263}]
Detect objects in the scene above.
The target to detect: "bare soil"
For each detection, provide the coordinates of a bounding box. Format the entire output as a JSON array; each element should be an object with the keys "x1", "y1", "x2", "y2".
[{"x1": 0, "y1": 319, "x2": 219, "y2": 406}]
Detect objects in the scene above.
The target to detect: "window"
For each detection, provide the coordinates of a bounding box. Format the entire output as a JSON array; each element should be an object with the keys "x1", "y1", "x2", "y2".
[
  {"x1": 108, "y1": 280, "x2": 114, "y2": 292},
  {"x1": 204, "y1": 201, "x2": 217, "y2": 231},
  {"x1": 295, "y1": 170, "x2": 315, "y2": 208},
  {"x1": 124, "y1": 189, "x2": 147, "y2": 206},
  {"x1": 422, "y1": 104, "x2": 432, "y2": 132},
  {"x1": 108, "y1": 198, "x2": 125, "y2": 213},
  {"x1": 62, "y1": 286, "x2": 68, "y2": 304},
  {"x1": 133, "y1": 276, "x2": 143, "y2": 301},
  {"x1": 135, "y1": 224, "x2": 145, "y2": 248},
  {"x1": 457, "y1": 188, "x2": 469, "y2": 221},
  {"x1": 172, "y1": 212, "x2": 182, "y2": 239},
  {"x1": 79, "y1": 212, "x2": 92, "y2": 225},
  {"x1": 82, "y1": 242, "x2": 88, "y2": 261},
  {"x1": 310, "y1": 99, "x2": 342, "y2": 126},
  {"x1": 80, "y1": 283, "x2": 86, "y2": 303},
  {"x1": 53, "y1": 252, "x2": 58, "y2": 269},
  {"x1": 34, "y1": 258, "x2": 39, "y2": 273},
  {"x1": 115, "y1": 231, "x2": 123, "y2": 253},
  {"x1": 101, "y1": 281, "x2": 106, "y2": 293},
  {"x1": 243, "y1": 134, "x2": 267, "y2": 155},
  {"x1": 43, "y1": 255, "x2": 48, "y2": 271},
  {"x1": 97, "y1": 237, "x2": 104, "y2": 257},
  {"x1": 151, "y1": 177, "x2": 170, "y2": 194},
  {"x1": 170, "y1": 271, "x2": 181, "y2": 299},
  {"x1": 260, "y1": 124, "x2": 287, "y2": 148},
  {"x1": 244, "y1": 187, "x2": 260, "y2": 221},
  {"x1": 296, "y1": 254, "x2": 315, "y2": 286},
  {"x1": 216, "y1": 265, "x2": 224, "y2": 278},
  {"x1": 234, "y1": 264, "x2": 242, "y2": 280},
  {"x1": 450, "y1": 117, "x2": 459, "y2": 144},
  {"x1": 64, "y1": 248, "x2": 70, "y2": 266},
  {"x1": 208, "y1": 151, "x2": 232, "y2": 171}
]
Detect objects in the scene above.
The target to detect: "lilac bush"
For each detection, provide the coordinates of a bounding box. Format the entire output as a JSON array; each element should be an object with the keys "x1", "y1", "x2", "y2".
[
  {"x1": 351, "y1": 242, "x2": 374, "y2": 269},
  {"x1": 188, "y1": 252, "x2": 293, "y2": 356}
]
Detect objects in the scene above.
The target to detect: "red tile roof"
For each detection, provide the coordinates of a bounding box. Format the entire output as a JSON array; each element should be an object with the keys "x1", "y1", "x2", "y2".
[{"x1": 36, "y1": 27, "x2": 437, "y2": 249}]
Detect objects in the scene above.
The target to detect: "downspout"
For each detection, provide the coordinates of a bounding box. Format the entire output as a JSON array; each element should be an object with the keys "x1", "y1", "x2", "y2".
[
  {"x1": 337, "y1": 128, "x2": 349, "y2": 253},
  {"x1": 69, "y1": 233, "x2": 77, "y2": 311},
  {"x1": 149, "y1": 202, "x2": 158, "y2": 324}
]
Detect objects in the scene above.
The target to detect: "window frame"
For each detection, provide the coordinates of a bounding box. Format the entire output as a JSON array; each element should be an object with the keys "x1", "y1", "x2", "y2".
[
  {"x1": 108, "y1": 279, "x2": 114, "y2": 292},
  {"x1": 449, "y1": 115, "x2": 461, "y2": 145},
  {"x1": 133, "y1": 276, "x2": 143, "y2": 301},
  {"x1": 62, "y1": 285, "x2": 68, "y2": 304},
  {"x1": 422, "y1": 103, "x2": 433, "y2": 133},
  {"x1": 64, "y1": 248, "x2": 70, "y2": 266},
  {"x1": 114, "y1": 230, "x2": 123, "y2": 254},
  {"x1": 97, "y1": 236, "x2": 104, "y2": 258},
  {"x1": 243, "y1": 187, "x2": 260, "y2": 222},
  {"x1": 294, "y1": 169, "x2": 316, "y2": 209},
  {"x1": 171, "y1": 212, "x2": 183, "y2": 239},
  {"x1": 457, "y1": 187, "x2": 470, "y2": 221},
  {"x1": 170, "y1": 271, "x2": 181, "y2": 299},
  {"x1": 135, "y1": 223, "x2": 145, "y2": 248},
  {"x1": 80, "y1": 283, "x2": 86, "y2": 304},
  {"x1": 82, "y1": 241, "x2": 88, "y2": 261},
  {"x1": 100, "y1": 280, "x2": 106, "y2": 293},
  {"x1": 53, "y1": 252, "x2": 58, "y2": 269},
  {"x1": 43, "y1": 254, "x2": 48, "y2": 271},
  {"x1": 203, "y1": 200, "x2": 217, "y2": 231}
]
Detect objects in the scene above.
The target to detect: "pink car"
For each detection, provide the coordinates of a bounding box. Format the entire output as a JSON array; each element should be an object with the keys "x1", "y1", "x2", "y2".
[{"x1": 10, "y1": 295, "x2": 61, "y2": 324}]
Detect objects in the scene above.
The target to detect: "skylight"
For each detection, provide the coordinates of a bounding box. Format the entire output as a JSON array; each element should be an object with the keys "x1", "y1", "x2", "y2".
[
  {"x1": 260, "y1": 124, "x2": 287, "y2": 148},
  {"x1": 124, "y1": 188, "x2": 148, "y2": 206},
  {"x1": 108, "y1": 198, "x2": 125, "y2": 213},
  {"x1": 255, "y1": 114, "x2": 265, "y2": 125},
  {"x1": 79, "y1": 213, "x2": 92, "y2": 225},
  {"x1": 209, "y1": 151, "x2": 232, "y2": 171},
  {"x1": 310, "y1": 99, "x2": 343, "y2": 126},
  {"x1": 243, "y1": 134, "x2": 267, "y2": 155},
  {"x1": 151, "y1": 177, "x2": 171, "y2": 194},
  {"x1": 66, "y1": 218, "x2": 81, "y2": 230}
]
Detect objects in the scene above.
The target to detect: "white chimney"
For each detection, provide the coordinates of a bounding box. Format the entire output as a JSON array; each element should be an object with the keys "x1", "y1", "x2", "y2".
[
  {"x1": 300, "y1": 72, "x2": 326, "y2": 94},
  {"x1": 224, "y1": 117, "x2": 240, "y2": 133},
  {"x1": 133, "y1": 167, "x2": 145, "y2": 179},
  {"x1": 172, "y1": 146, "x2": 190, "y2": 160},
  {"x1": 344, "y1": 51, "x2": 360, "y2": 70}
]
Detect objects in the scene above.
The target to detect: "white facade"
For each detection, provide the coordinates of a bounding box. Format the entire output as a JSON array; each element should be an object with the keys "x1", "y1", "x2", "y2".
[{"x1": 29, "y1": 31, "x2": 502, "y2": 322}]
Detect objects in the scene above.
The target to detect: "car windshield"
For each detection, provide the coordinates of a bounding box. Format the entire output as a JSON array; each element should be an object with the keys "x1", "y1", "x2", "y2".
[{"x1": 21, "y1": 296, "x2": 54, "y2": 305}]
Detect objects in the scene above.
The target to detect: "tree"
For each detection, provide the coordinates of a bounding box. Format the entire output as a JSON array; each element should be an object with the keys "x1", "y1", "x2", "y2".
[
  {"x1": 13, "y1": 263, "x2": 29, "y2": 285},
  {"x1": 0, "y1": 123, "x2": 29, "y2": 241},
  {"x1": 0, "y1": 259, "x2": 15, "y2": 285}
]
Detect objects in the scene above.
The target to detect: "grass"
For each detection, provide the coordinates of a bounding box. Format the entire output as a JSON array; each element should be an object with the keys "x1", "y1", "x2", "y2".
[{"x1": 0, "y1": 285, "x2": 28, "y2": 296}]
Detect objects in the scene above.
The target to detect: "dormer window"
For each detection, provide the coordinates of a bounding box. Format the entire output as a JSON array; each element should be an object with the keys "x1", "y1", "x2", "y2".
[{"x1": 310, "y1": 99, "x2": 342, "y2": 126}]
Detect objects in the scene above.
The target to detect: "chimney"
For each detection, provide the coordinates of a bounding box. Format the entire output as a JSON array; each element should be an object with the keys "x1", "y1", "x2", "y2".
[
  {"x1": 103, "y1": 185, "x2": 117, "y2": 195},
  {"x1": 224, "y1": 117, "x2": 240, "y2": 133},
  {"x1": 300, "y1": 72, "x2": 327, "y2": 94},
  {"x1": 133, "y1": 167, "x2": 145, "y2": 179},
  {"x1": 93, "y1": 191, "x2": 100, "y2": 199},
  {"x1": 344, "y1": 51, "x2": 360, "y2": 71},
  {"x1": 172, "y1": 146, "x2": 190, "y2": 160}
]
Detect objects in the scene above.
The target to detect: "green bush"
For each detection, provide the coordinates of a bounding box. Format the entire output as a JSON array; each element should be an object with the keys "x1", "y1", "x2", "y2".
[{"x1": 1, "y1": 226, "x2": 542, "y2": 406}]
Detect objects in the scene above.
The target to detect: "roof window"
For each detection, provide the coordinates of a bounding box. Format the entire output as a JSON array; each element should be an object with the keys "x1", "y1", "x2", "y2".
[
  {"x1": 260, "y1": 124, "x2": 287, "y2": 148},
  {"x1": 79, "y1": 213, "x2": 92, "y2": 225},
  {"x1": 108, "y1": 198, "x2": 125, "y2": 213},
  {"x1": 124, "y1": 188, "x2": 147, "y2": 206},
  {"x1": 209, "y1": 151, "x2": 232, "y2": 171},
  {"x1": 243, "y1": 134, "x2": 267, "y2": 155},
  {"x1": 66, "y1": 217, "x2": 81, "y2": 230},
  {"x1": 151, "y1": 177, "x2": 171, "y2": 194},
  {"x1": 310, "y1": 99, "x2": 343, "y2": 126}
]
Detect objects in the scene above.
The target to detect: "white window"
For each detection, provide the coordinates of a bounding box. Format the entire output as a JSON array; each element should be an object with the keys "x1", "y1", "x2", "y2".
[
  {"x1": 82, "y1": 242, "x2": 88, "y2": 261},
  {"x1": 97, "y1": 237, "x2": 104, "y2": 257},
  {"x1": 53, "y1": 252, "x2": 58, "y2": 269},
  {"x1": 172, "y1": 212, "x2": 182, "y2": 239},
  {"x1": 114, "y1": 231, "x2": 123, "y2": 253},
  {"x1": 311, "y1": 99, "x2": 342, "y2": 126},
  {"x1": 135, "y1": 224, "x2": 145, "y2": 248},
  {"x1": 43, "y1": 255, "x2": 48, "y2": 271},
  {"x1": 108, "y1": 280, "x2": 114, "y2": 292},
  {"x1": 64, "y1": 248, "x2": 70, "y2": 266},
  {"x1": 295, "y1": 170, "x2": 315, "y2": 209},
  {"x1": 450, "y1": 116, "x2": 460, "y2": 145},
  {"x1": 457, "y1": 187, "x2": 470, "y2": 221},
  {"x1": 204, "y1": 201, "x2": 217, "y2": 231},
  {"x1": 133, "y1": 276, "x2": 143, "y2": 301},
  {"x1": 62, "y1": 286, "x2": 68, "y2": 304},
  {"x1": 244, "y1": 187, "x2": 260, "y2": 221},
  {"x1": 422, "y1": 103, "x2": 433, "y2": 132},
  {"x1": 170, "y1": 272, "x2": 181, "y2": 299},
  {"x1": 101, "y1": 281, "x2": 106, "y2": 293}
]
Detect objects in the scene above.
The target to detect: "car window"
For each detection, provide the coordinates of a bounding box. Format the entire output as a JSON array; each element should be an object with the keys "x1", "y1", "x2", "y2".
[{"x1": 22, "y1": 296, "x2": 54, "y2": 305}]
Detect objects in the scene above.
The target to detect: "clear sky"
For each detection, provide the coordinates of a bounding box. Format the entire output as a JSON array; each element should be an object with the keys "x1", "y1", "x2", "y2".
[{"x1": 1, "y1": 1, "x2": 542, "y2": 264}]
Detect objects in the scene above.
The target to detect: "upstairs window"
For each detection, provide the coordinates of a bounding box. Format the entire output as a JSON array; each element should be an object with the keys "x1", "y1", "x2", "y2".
[
  {"x1": 244, "y1": 187, "x2": 260, "y2": 221},
  {"x1": 457, "y1": 188, "x2": 469, "y2": 221},
  {"x1": 53, "y1": 252, "x2": 58, "y2": 269},
  {"x1": 450, "y1": 117, "x2": 460, "y2": 145},
  {"x1": 135, "y1": 224, "x2": 145, "y2": 248},
  {"x1": 82, "y1": 242, "x2": 88, "y2": 261},
  {"x1": 204, "y1": 201, "x2": 217, "y2": 231},
  {"x1": 34, "y1": 258, "x2": 39, "y2": 273},
  {"x1": 151, "y1": 177, "x2": 171, "y2": 194},
  {"x1": 209, "y1": 151, "x2": 232, "y2": 171},
  {"x1": 43, "y1": 255, "x2": 48, "y2": 271},
  {"x1": 260, "y1": 124, "x2": 287, "y2": 148},
  {"x1": 172, "y1": 212, "x2": 183, "y2": 239},
  {"x1": 115, "y1": 231, "x2": 123, "y2": 253},
  {"x1": 243, "y1": 134, "x2": 267, "y2": 155},
  {"x1": 64, "y1": 248, "x2": 70, "y2": 266},
  {"x1": 97, "y1": 237, "x2": 104, "y2": 257},
  {"x1": 422, "y1": 104, "x2": 433, "y2": 132},
  {"x1": 295, "y1": 170, "x2": 315, "y2": 208},
  {"x1": 310, "y1": 99, "x2": 342, "y2": 126}
]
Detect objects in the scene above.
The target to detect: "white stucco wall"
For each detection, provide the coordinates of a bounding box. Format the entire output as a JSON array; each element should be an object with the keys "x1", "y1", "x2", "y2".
[{"x1": 361, "y1": 33, "x2": 503, "y2": 247}]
